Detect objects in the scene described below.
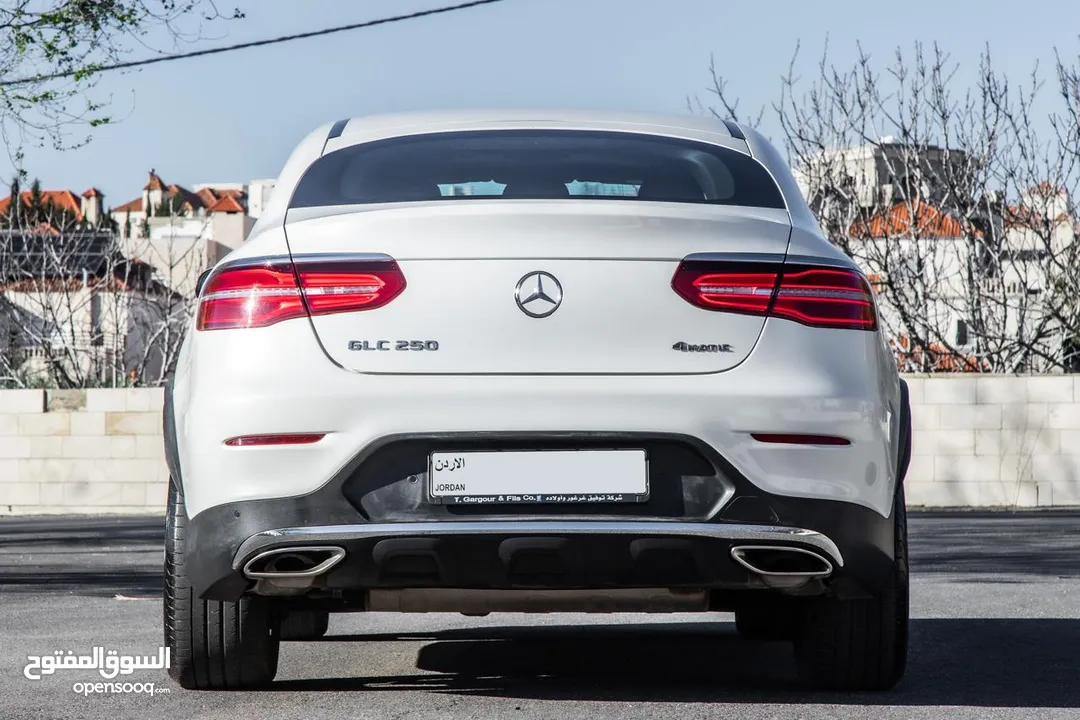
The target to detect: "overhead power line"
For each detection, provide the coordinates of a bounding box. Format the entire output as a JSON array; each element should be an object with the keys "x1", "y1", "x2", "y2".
[{"x1": 0, "y1": 0, "x2": 507, "y2": 87}]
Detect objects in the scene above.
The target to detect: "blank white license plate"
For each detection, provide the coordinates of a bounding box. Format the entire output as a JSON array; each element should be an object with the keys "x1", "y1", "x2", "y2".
[{"x1": 428, "y1": 449, "x2": 649, "y2": 505}]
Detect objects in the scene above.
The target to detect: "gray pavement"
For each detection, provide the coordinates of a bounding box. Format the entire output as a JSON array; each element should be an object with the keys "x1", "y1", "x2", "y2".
[{"x1": 1, "y1": 512, "x2": 1079, "y2": 719}]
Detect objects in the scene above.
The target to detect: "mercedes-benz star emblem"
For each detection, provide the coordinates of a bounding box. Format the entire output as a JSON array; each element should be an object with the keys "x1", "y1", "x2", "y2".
[{"x1": 515, "y1": 271, "x2": 563, "y2": 318}]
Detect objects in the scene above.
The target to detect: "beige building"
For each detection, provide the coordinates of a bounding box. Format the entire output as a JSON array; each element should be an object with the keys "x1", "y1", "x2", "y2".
[
  {"x1": 800, "y1": 142, "x2": 1078, "y2": 370},
  {"x1": 0, "y1": 229, "x2": 182, "y2": 387},
  {"x1": 111, "y1": 171, "x2": 263, "y2": 297},
  {"x1": 0, "y1": 169, "x2": 277, "y2": 387},
  {"x1": 794, "y1": 138, "x2": 972, "y2": 211}
]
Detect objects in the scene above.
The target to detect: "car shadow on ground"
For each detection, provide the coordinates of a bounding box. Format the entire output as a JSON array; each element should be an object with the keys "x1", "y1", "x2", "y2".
[
  {"x1": 267, "y1": 618, "x2": 1080, "y2": 708},
  {"x1": 4, "y1": 513, "x2": 1080, "y2": 707}
]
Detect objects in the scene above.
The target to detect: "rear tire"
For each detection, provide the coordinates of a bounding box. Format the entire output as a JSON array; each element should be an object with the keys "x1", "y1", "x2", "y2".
[
  {"x1": 164, "y1": 477, "x2": 280, "y2": 689},
  {"x1": 793, "y1": 485, "x2": 909, "y2": 691},
  {"x1": 280, "y1": 609, "x2": 330, "y2": 641}
]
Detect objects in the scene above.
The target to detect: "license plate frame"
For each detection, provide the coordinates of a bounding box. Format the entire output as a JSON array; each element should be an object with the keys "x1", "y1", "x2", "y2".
[{"x1": 426, "y1": 448, "x2": 650, "y2": 505}]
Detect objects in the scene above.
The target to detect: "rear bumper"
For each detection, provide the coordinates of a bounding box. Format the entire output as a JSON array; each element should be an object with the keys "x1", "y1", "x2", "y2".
[
  {"x1": 233, "y1": 521, "x2": 843, "y2": 596},
  {"x1": 184, "y1": 440, "x2": 897, "y2": 602}
]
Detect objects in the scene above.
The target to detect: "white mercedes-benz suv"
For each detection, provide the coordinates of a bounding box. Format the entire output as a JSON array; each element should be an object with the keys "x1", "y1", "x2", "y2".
[{"x1": 163, "y1": 110, "x2": 912, "y2": 692}]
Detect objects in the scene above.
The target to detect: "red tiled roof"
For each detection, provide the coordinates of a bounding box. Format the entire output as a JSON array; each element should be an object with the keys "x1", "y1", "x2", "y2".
[
  {"x1": 112, "y1": 197, "x2": 143, "y2": 213},
  {"x1": 892, "y1": 335, "x2": 988, "y2": 372},
  {"x1": 1004, "y1": 203, "x2": 1073, "y2": 231},
  {"x1": 208, "y1": 195, "x2": 245, "y2": 214},
  {"x1": 166, "y1": 184, "x2": 204, "y2": 212},
  {"x1": 81, "y1": 188, "x2": 103, "y2": 198},
  {"x1": 195, "y1": 188, "x2": 219, "y2": 208},
  {"x1": 850, "y1": 200, "x2": 966, "y2": 239},
  {"x1": 0, "y1": 190, "x2": 84, "y2": 221},
  {"x1": 197, "y1": 187, "x2": 246, "y2": 208},
  {"x1": 111, "y1": 181, "x2": 247, "y2": 218}
]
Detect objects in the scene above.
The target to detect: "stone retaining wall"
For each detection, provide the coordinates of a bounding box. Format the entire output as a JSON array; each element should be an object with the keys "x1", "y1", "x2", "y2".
[{"x1": 2, "y1": 377, "x2": 1078, "y2": 514}]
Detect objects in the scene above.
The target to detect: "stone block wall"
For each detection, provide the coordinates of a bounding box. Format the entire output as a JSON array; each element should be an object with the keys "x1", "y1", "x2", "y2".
[
  {"x1": 0, "y1": 389, "x2": 168, "y2": 514},
  {"x1": 905, "y1": 375, "x2": 1078, "y2": 508},
  {"x1": 3, "y1": 377, "x2": 1080, "y2": 514}
]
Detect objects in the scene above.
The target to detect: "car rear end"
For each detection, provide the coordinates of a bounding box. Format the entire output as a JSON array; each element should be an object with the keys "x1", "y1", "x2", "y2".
[{"x1": 165, "y1": 113, "x2": 909, "y2": 691}]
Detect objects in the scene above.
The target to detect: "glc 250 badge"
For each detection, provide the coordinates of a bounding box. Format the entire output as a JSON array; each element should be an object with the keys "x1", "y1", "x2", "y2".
[
  {"x1": 348, "y1": 340, "x2": 440, "y2": 351},
  {"x1": 672, "y1": 342, "x2": 734, "y2": 353}
]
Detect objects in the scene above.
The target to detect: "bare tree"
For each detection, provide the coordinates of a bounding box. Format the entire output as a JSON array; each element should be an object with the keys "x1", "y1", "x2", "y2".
[
  {"x1": 697, "y1": 41, "x2": 1080, "y2": 372},
  {"x1": 0, "y1": 188, "x2": 198, "y2": 388},
  {"x1": 115, "y1": 192, "x2": 211, "y2": 386}
]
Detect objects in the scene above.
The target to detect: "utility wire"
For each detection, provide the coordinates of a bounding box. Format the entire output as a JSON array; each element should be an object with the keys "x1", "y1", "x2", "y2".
[{"x1": 0, "y1": 0, "x2": 507, "y2": 87}]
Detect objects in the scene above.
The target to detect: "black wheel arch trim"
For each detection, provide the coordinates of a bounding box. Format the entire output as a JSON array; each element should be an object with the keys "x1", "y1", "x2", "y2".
[
  {"x1": 163, "y1": 379, "x2": 183, "y2": 489},
  {"x1": 897, "y1": 378, "x2": 912, "y2": 485}
]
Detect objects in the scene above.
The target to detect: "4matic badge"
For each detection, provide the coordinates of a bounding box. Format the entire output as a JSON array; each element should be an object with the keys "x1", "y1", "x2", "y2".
[{"x1": 672, "y1": 341, "x2": 734, "y2": 353}]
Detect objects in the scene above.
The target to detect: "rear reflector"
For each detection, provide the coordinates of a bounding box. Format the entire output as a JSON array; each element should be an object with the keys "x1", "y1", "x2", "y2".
[
  {"x1": 197, "y1": 258, "x2": 406, "y2": 331},
  {"x1": 751, "y1": 433, "x2": 851, "y2": 446},
  {"x1": 672, "y1": 260, "x2": 876, "y2": 331},
  {"x1": 224, "y1": 433, "x2": 326, "y2": 447}
]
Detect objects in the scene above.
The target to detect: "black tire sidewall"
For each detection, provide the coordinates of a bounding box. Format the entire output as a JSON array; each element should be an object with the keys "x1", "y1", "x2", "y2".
[{"x1": 163, "y1": 478, "x2": 280, "y2": 689}]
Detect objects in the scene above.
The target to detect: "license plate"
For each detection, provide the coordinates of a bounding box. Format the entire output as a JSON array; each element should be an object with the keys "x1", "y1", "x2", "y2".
[{"x1": 427, "y1": 449, "x2": 649, "y2": 505}]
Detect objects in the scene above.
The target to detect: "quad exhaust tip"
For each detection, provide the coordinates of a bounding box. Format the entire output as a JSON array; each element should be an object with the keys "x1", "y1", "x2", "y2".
[
  {"x1": 730, "y1": 545, "x2": 833, "y2": 578},
  {"x1": 243, "y1": 546, "x2": 346, "y2": 579}
]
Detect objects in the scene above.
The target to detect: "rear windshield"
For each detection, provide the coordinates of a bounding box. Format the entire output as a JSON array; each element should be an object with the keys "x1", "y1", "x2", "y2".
[{"x1": 288, "y1": 130, "x2": 786, "y2": 209}]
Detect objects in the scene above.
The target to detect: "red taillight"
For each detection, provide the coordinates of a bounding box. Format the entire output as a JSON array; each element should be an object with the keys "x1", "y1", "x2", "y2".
[
  {"x1": 197, "y1": 262, "x2": 305, "y2": 331},
  {"x1": 671, "y1": 260, "x2": 876, "y2": 331},
  {"x1": 673, "y1": 264, "x2": 779, "y2": 315},
  {"x1": 224, "y1": 433, "x2": 326, "y2": 447},
  {"x1": 297, "y1": 260, "x2": 406, "y2": 316},
  {"x1": 770, "y1": 266, "x2": 876, "y2": 330},
  {"x1": 197, "y1": 258, "x2": 406, "y2": 331},
  {"x1": 751, "y1": 433, "x2": 851, "y2": 446}
]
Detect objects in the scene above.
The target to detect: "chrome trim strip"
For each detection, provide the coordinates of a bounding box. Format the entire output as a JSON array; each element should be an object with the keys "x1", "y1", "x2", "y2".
[
  {"x1": 681, "y1": 252, "x2": 858, "y2": 271},
  {"x1": 234, "y1": 521, "x2": 843, "y2": 570},
  {"x1": 290, "y1": 252, "x2": 397, "y2": 264},
  {"x1": 682, "y1": 252, "x2": 786, "y2": 264}
]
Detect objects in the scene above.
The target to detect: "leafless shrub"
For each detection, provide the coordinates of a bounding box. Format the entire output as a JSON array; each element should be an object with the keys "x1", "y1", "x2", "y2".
[
  {"x1": 0, "y1": 191, "x2": 204, "y2": 388},
  {"x1": 696, "y1": 41, "x2": 1080, "y2": 372}
]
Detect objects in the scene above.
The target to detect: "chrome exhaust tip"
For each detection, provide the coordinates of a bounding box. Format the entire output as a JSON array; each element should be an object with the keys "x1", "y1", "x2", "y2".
[
  {"x1": 243, "y1": 546, "x2": 346, "y2": 594},
  {"x1": 730, "y1": 545, "x2": 834, "y2": 580}
]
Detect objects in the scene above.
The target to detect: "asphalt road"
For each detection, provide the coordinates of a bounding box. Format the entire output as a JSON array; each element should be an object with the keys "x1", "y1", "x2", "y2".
[{"x1": 1, "y1": 512, "x2": 1079, "y2": 719}]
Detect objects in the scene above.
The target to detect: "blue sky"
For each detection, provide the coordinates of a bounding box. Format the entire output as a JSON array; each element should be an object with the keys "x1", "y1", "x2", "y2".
[{"x1": 5, "y1": 0, "x2": 1077, "y2": 206}]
